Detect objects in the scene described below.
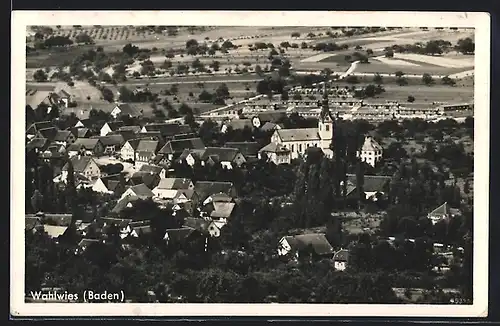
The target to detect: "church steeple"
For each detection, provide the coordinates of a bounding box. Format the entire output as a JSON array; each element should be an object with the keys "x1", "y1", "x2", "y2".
[{"x1": 318, "y1": 81, "x2": 334, "y2": 150}]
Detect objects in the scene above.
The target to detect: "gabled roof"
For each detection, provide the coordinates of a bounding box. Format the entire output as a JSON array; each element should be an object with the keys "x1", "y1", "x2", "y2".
[
  {"x1": 156, "y1": 178, "x2": 193, "y2": 190},
  {"x1": 98, "y1": 174, "x2": 125, "y2": 192},
  {"x1": 112, "y1": 195, "x2": 141, "y2": 213},
  {"x1": 62, "y1": 156, "x2": 96, "y2": 173},
  {"x1": 25, "y1": 216, "x2": 42, "y2": 230},
  {"x1": 109, "y1": 129, "x2": 138, "y2": 142},
  {"x1": 428, "y1": 202, "x2": 462, "y2": 217},
  {"x1": 26, "y1": 138, "x2": 50, "y2": 152},
  {"x1": 142, "y1": 123, "x2": 190, "y2": 138},
  {"x1": 259, "y1": 142, "x2": 290, "y2": 153},
  {"x1": 118, "y1": 125, "x2": 142, "y2": 133},
  {"x1": 346, "y1": 174, "x2": 392, "y2": 193},
  {"x1": 37, "y1": 127, "x2": 58, "y2": 140},
  {"x1": 129, "y1": 172, "x2": 161, "y2": 189},
  {"x1": 253, "y1": 111, "x2": 287, "y2": 123},
  {"x1": 67, "y1": 138, "x2": 101, "y2": 151},
  {"x1": 224, "y1": 142, "x2": 260, "y2": 157},
  {"x1": 26, "y1": 121, "x2": 54, "y2": 134},
  {"x1": 164, "y1": 227, "x2": 195, "y2": 243},
  {"x1": 158, "y1": 138, "x2": 205, "y2": 155},
  {"x1": 104, "y1": 121, "x2": 125, "y2": 131},
  {"x1": 57, "y1": 89, "x2": 71, "y2": 98},
  {"x1": 208, "y1": 192, "x2": 233, "y2": 202},
  {"x1": 43, "y1": 225, "x2": 69, "y2": 238},
  {"x1": 114, "y1": 103, "x2": 142, "y2": 117},
  {"x1": 275, "y1": 128, "x2": 320, "y2": 142},
  {"x1": 78, "y1": 238, "x2": 100, "y2": 247},
  {"x1": 194, "y1": 181, "x2": 234, "y2": 202},
  {"x1": 74, "y1": 127, "x2": 91, "y2": 138},
  {"x1": 93, "y1": 134, "x2": 125, "y2": 147},
  {"x1": 136, "y1": 139, "x2": 160, "y2": 153},
  {"x1": 260, "y1": 121, "x2": 282, "y2": 132},
  {"x1": 361, "y1": 136, "x2": 383, "y2": 152},
  {"x1": 333, "y1": 249, "x2": 349, "y2": 262},
  {"x1": 283, "y1": 233, "x2": 334, "y2": 256},
  {"x1": 200, "y1": 147, "x2": 242, "y2": 162},
  {"x1": 53, "y1": 130, "x2": 73, "y2": 142},
  {"x1": 26, "y1": 91, "x2": 53, "y2": 109},
  {"x1": 225, "y1": 119, "x2": 254, "y2": 130},
  {"x1": 210, "y1": 202, "x2": 236, "y2": 219},
  {"x1": 183, "y1": 217, "x2": 216, "y2": 234},
  {"x1": 128, "y1": 183, "x2": 155, "y2": 198},
  {"x1": 139, "y1": 164, "x2": 164, "y2": 175}
]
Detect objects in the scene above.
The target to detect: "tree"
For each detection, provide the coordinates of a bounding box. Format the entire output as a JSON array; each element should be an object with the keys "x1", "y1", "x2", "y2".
[
  {"x1": 441, "y1": 75, "x2": 456, "y2": 86},
  {"x1": 215, "y1": 83, "x2": 230, "y2": 100},
  {"x1": 291, "y1": 32, "x2": 300, "y2": 38},
  {"x1": 384, "y1": 49, "x2": 394, "y2": 58},
  {"x1": 101, "y1": 87, "x2": 114, "y2": 102},
  {"x1": 33, "y1": 69, "x2": 48, "y2": 82},
  {"x1": 75, "y1": 33, "x2": 93, "y2": 44},
  {"x1": 407, "y1": 95, "x2": 415, "y2": 103},
  {"x1": 455, "y1": 37, "x2": 474, "y2": 55},
  {"x1": 422, "y1": 73, "x2": 434, "y2": 86},
  {"x1": 366, "y1": 49, "x2": 374, "y2": 55},
  {"x1": 373, "y1": 73, "x2": 383, "y2": 84},
  {"x1": 345, "y1": 75, "x2": 359, "y2": 84}
]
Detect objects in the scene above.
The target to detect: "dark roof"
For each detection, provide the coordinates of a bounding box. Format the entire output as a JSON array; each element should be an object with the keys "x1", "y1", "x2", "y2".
[
  {"x1": 26, "y1": 121, "x2": 54, "y2": 134},
  {"x1": 53, "y1": 130, "x2": 73, "y2": 142},
  {"x1": 259, "y1": 142, "x2": 290, "y2": 153},
  {"x1": 57, "y1": 89, "x2": 71, "y2": 98},
  {"x1": 128, "y1": 172, "x2": 161, "y2": 189},
  {"x1": 62, "y1": 156, "x2": 96, "y2": 173},
  {"x1": 119, "y1": 125, "x2": 142, "y2": 133},
  {"x1": 101, "y1": 217, "x2": 133, "y2": 228},
  {"x1": 115, "y1": 104, "x2": 142, "y2": 117},
  {"x1": 158, "y1": 138, "x2": 205, "y2": 155},
  {"x1": 67, "y1": 138, "x2": 101, "y2": 151},
  {"x1": 73, "y1": 127, "x2": 91, "y2": 138},
  {"x1": 200, "y1": 147, "x2": 241, "y2": 162},
  {"x1": 333, "y1": 249, "x2": 349, "y2": 262},
  {"x1": 93, "y1": 134, "x2": 125, "y2": 147},
  {"x1": 224, "y1": 142, "x2": 260, "y2": 157},
  {"x1": 98, "y1": 174, "x2": 125, "y2": 192},
  {"x1": 25, "y1": 216, "x2": 42, "y2": 230},
  {"x1": 37, "y1": 127, "x2": 58, "y2": 140},
  {"x1": 28, "y1": 213, "x2": 73, "y2": 226},
  {"x1": 109, "y1": 129, "x2": 138, "y2": 142},
  {"x1": 138, "y1": 164, "x2": 164, "y2": 175},
  {"x1": 105, "y1": 121, "x2": 125, "y2": 131},
  {"x1": 26, "y1": 138, "x2": 50, "y2": 152},
  {"x1": 225, "y1": 119, "x2": 254, "y2": 130},
  {"x1": 156, "y1": 178, "x2": 192, "y2": 190},
  {"x1": 78, "y1": 238, "x2": 100, "y2": 247},
  {"x1": 210, "y1": 202, "x2": 236, "y2": 219},
  {"x1": 254, "y1": 111, "x2": 287, "y2": 123},
  {"x1": 142, "y1": 123, "x2": 191, "y2": 139},
  {"x1": 136, "y1": 139, "x2": 160, "y2": 153},
  {"x1": 164, "y1": 227, "x2": 195, "y2": 243},
  {"x1": 260, "y1": 121, "x2": 281, "y2": 131},
  {"x1": 346, "y1": 174, "x2": 392, "y2": 193},
  {"x1": 183, "y1": 217, "x2": 214, "y2": 234},
  {"x1": 428, "y1": 202, "x2": 462, "y2": 217},
  {"x1": 111, "y1": 195, "x2": 141, "y2": 214},
  {"x1": 128, "y1": 183, "x2": 155, "y2": 198},
  {"x1": 194, "y1": 181, "x2": 234, "y2": 202},
  {"x1": 283, "y1": 233, "x2": 334, "y2": 256}
]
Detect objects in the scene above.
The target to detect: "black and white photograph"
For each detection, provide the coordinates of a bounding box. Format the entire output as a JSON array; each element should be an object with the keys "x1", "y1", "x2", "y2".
[{"x1": 11, "y1": 11, "x2": 490, "y2": 317}]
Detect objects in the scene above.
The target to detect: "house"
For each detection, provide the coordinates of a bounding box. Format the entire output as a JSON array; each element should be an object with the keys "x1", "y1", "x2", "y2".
[
  {"x1": 74, "y1": 118, "x2": 91, "y2": 129},
  {"x1": 77, "y1": 238, "x2": 101, "y2": 252},
  {"x1": 258, "y1": 142, "x2": 291, "y2": 165},
  {"x1": 53, "y1": 130, "x2": 77, "y2": 146},
  {"x1": 153, "y1": 178, "x2": 194, "y2": 200},
  {"x1": 36, "y1": 127, "x2": 58, "y2": 141},
  {"x1": 128, "y1": 225, "x2": 153, "y2": 238},
  {"x1": 345, "y1": 174, "x2": 392, "y2": 201},
  {"x1": 204, "y1": 201, "x2": 236, "y2": 225},
  {"x1": 183, "y1": 147, "x2": 246, "y2": 169},
  {"x1": 93, "y1": 134, "x2": 125, "y2": 155},
  {"x1": 141, "y1": 123, "x2": 190, "y2": 141},
  {"x1": 92, "y1": 174, "x2": 126, "y2": 195},
  {"x1": 356, "y1": 136, "x2": 383, "y2": 167},
  {"x1": 26, "y1": 138, "x2": 50, "y2": 154},
  {"x1": 278, "y1": 233, "x2": 335, "y2": 259},
  {"x1": 67, "y1": 138, "x2": 104, "y2": 157},
  {"x1": 193, "y1": 181, "x2": 236, "y2": 206},
  {"x1": 55, "y1": 89, "x2": 73, "y2": 107},
  {"x1": 118, "y1": 125, "x2": 142, "y2": 134},
  {"x1": 120, "y1": 138, "x2": 141, "y2": 162},
  {"x1": 268, "y1": 113, "x2": 334, "y2": 159},
  {"x1": 41, "y1": 143, "x2": 66, "y2": 161},
  {"x1": 139, "y1": 164, "x2": 167, "y2": 179},
  {"x1": 427, "y1": 202, "x2": 462, "y2": 225},
  {"x1": 224, "y1": 142, "x2": 261, "y2": 159},
  {"x1": 158, "y1": 138, "x2": 205, "y2": 161},
  {"x1": 163, "y1": 227, "x2": 196, "y2": 245},
  {"x1": 111, "y1": 195, "x2": 142, "y2": 214},
  {"x1": 26, "y1": 121, "x2": 55, "y2": 139},
  {"x1": 61, "y1": 156, "x2": 103, "y2": 181},
  {"x1": 25, "y1": 89, "x2": 55, "y2": 111},
  {"x1": 184, "y1": 217, "x2": 221, "y2": 238},
  {"x1": 333, "y1": 249, "x2": 349, "y2": 271},
  {"x1": 25, "y1": 216, "x2": 43, "y2": 233},
  {"x1": 135, "y1": 139, "x2": 161, "y2": 169},
  {"x1": 251, "y1": 111, "x2": 287, "y2": 129},
  {"x1": 100, "y1": 121, "x2": 125, "y2": 137},
  {"x1": 111, "y1": 103, "x2": 142, "y2": 119},
  {"x1": 128, "y1": 172, "x2": 161, "y2": 190},
  {"x1": 42, "y1": 225, "x2": 69, "y2": 240},
  {"x1": 120, "y1": 183, "x2": 155, "y2": 201},
  {"x1": 220, "y1": 118, "x2": 254, "y2": 133},
  {"x1": 260, "y1": 121, "x2": 283, "y2": 132},
  {"x1": 70, "y1": 127, "x2": 92, "y2": 139}
]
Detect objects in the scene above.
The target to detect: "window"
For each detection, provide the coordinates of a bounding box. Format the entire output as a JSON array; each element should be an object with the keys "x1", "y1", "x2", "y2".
[
  {"x1": 298, "y1": 144, "x2": 302, "y2": 152},
  {"x1": 291, "y1": 144, "x2": 295, "y2": 152},
  {"x1": 326, "y1": 124, "x2": 330, "y2": 131}
]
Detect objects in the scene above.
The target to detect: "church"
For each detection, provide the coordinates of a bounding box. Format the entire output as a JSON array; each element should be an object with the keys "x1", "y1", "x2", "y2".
[{"x1": 265, "y1": 82, "x2": 335, "y2": 160}]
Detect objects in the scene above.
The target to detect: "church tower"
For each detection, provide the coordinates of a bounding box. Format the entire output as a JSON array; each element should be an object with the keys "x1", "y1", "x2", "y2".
[{"x1": 318, "y1": 82, "x2": 334, "y2": 150}]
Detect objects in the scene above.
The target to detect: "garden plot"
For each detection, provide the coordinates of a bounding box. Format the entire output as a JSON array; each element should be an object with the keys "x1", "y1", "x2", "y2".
[
  {"x1": 394, "y1": 53, "x2": 474, "y2": 69},
  {"x1": 301, "y1": 53, "x2": 337, "y2": 63},
  {"x1": 373, "y1": 56, "x2": 422, "y2": 67}
]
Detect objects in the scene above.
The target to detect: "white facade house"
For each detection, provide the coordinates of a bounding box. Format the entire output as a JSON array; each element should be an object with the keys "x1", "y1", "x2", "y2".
[
  {"x1": 258, "y1": 142, "x2": 291, "y2": 165},
  {"x1": 333, "y1": 249, "x2": 349, "y2": 271},
  {"x1": 357, "y1": 136, "x2": 383, "y2": 167}
]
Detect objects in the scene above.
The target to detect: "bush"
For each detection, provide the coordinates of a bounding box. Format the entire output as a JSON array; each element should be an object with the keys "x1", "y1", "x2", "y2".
[{"x1": 407, "y1": 95, "x2": 415, "y2": 102}]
